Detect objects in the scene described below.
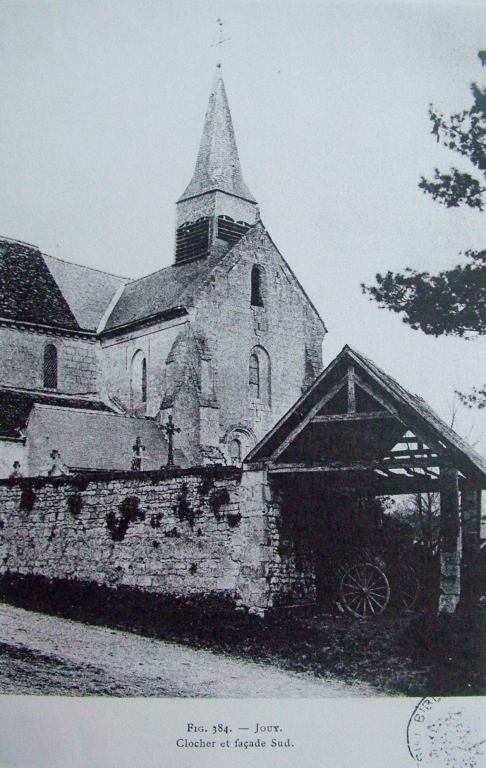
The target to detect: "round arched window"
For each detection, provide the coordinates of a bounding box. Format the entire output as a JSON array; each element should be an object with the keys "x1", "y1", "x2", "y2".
[
  {"x1": 249, "y1": 347, "x2": 271, "y2": 405},
  {"x1": 131, "y1": 350, "x2": 147, "y2": 411},
  {"x1": 229, "y1": 439, "x2": 242, "y2": 464},
  {"x1": 43, "y1": 344, "x2": 58, "y2": 389},
  {"x1": 249, "y1": 353, "x2": 260, "y2": 399}
]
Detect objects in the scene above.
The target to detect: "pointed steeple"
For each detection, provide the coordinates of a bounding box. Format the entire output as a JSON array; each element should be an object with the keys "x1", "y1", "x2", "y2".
[
  {"x1": 174, "y1": 68, "x2": 259, "y2": 264},
  {"x1": 179, "y1": 67, "x2": 256, "y2": 203}
]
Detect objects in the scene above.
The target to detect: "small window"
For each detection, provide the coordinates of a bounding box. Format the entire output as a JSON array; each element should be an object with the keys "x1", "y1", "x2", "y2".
[
  {"x1": 249, "y1": 346, "x2": 271, "y2": 406},
  {"x1": 142, "y1": 358, "x2": 147, "y2": 403},
  {"x1": 229, "y1": 439, "x2": 242, "y2": 464},
  {"x1": 43, "y1": 344, "x2": 58, "y2": 389},
  {"x1": 249, "y1": 354, "x2": 260, "y2": 399},
  {"x1": 131, "y1": 350, "x2": 147, "y2": 411},
  {"x1": 251, "y1": 265, "x2": 264, "y2": 307}
]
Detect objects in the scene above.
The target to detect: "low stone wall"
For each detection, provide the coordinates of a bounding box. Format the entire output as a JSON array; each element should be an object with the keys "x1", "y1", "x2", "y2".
[{"x1": 0, "y1": 467, "x2": 313, "y2": 612}]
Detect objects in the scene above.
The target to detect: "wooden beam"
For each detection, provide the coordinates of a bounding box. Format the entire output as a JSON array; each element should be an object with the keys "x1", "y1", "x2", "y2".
[
  {"x1": 385, "y1": 450, "x2": 438, "y2": 460},
  {"x1": 382, "y1": 458, "x2": 441, "y2": 469},
  {"x1": 270, "y1": 375, "x2": 348, "y2": 461},
  {"x1": 268, "y1": 461, "x2": 382, "y2": 474},
  {"x1": 347, "y1": 364, "x2": 356, "y2": 413},
  {"x1": 310, "y1": 411, "x2": 394, "y2": 423},
  {"x1": 268, "y1": 459, "x2": 444, "y2": 476},
  {"x1": 354, "y1": 375, "x2": 403, "y2": 421},
  {"x1": 438, "y1": 467, "x2": 461, "y2": 615}
]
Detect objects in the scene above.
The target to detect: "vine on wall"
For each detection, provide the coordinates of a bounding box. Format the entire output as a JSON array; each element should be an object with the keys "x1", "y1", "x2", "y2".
[{"x1": 106, "y1": 496, "x2": 145, "y2": 542}]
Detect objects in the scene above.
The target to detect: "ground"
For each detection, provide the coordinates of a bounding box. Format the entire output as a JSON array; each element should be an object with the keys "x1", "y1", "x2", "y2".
[
  {"x1": 0, "y1": 604, "x2": 378, "y2": 697},
  {"x1": 0, "y1": 574, "x2": 483, "y2": 697}
]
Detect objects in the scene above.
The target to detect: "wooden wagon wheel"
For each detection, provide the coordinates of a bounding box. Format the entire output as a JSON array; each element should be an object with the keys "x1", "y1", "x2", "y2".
[
  {"x1": 390, "y1": 563, "x2": 420, "y2": 611},
  {"x1": 339, "y1": 563, "x2": 390, "y2": 618}
]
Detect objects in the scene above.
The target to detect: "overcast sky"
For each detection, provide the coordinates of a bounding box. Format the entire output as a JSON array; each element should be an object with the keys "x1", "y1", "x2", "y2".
[{"x1": 1, "y1": 0, "x2": 486, "y2": 451}]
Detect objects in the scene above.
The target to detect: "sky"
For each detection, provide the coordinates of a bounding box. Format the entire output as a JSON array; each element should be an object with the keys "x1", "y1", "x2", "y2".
[
  {"x1": 1, "y1": 0, "x2": 486, "y2": 451},
  {"x1": 0, "y1": 2, "x2": 483, "y2": 759}
]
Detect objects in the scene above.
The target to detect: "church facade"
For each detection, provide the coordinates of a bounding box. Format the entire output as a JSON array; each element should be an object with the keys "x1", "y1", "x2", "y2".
[{"x1": 0, "y1": 69, "x2": 326, "y2": 476}]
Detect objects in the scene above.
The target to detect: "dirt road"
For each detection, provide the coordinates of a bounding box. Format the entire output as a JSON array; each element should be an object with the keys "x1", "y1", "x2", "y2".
[{"x1": 0, "y1": 603, "x2": 381, "y2": 697}]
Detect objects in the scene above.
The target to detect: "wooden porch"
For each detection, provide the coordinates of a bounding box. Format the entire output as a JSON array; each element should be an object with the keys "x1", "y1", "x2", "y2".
[{"x1": 246, "y1": 345, "x2": 486, "y2": 614}]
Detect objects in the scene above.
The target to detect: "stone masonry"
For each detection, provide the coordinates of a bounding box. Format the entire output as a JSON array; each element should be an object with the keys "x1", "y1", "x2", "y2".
[
  {"x1": 0, "y1": 468, "x2": 312, "y2": 613},
  {"x1": 0, "y1": 326, "x2": 100, "y2": 394}
]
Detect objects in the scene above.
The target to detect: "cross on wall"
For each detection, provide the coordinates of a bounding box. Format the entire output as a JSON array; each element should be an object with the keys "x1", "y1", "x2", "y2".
[{"x1": 161, "y1": 415, "x2": 181, "y2": 467}]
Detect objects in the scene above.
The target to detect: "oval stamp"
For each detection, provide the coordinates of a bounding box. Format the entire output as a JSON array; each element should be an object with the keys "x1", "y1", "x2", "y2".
[{"x1": 407, "y1": 697, "x2": 485, "y2": 767}]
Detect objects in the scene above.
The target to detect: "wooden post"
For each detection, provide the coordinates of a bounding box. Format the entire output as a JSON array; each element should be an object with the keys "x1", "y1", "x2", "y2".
[
  {"x1": 461, "y1": 484, "x2": 481, "y2": 547},
  {"x1": 347, "y1": 365, "x2": 356, "y2": 413},
  {"x1": 438, "y1": 467, "x2": 462, "y2": 614},
  {"x1": 461, "y1": 483, "x2": 482, "y2": 608}
]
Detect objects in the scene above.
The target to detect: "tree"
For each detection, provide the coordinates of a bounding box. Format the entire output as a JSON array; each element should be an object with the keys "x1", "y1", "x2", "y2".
[{"x1": 363, "y1": 52, "x2": 486, "y2": 406}]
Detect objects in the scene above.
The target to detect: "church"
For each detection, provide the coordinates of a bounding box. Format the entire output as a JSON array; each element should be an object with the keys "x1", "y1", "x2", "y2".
[
  {"x1": 0, "y1": 68, "x2": 326, "y2": 477},
  {"x1": 1, "y1": 68, "x2": 485, "y2": 618}
]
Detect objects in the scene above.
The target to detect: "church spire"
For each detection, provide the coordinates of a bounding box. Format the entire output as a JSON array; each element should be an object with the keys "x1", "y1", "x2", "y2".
[
  {"x1": 179, "y1": 66, "x2": 256, "y2": 203},
  {"x1": 175, "y1": 68, "x2": 259, "y2": 264}
]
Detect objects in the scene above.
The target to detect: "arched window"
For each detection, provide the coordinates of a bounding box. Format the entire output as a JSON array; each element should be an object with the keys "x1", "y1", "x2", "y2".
[
  {"x1": 131, "y1": 350, "x2": 147, "y2": 411},
  {"x1": 251, "y1": 265, "x2": 264, "y2": 307},
  {"x1": 225, "y1": 427, "x2": 256, "y2": 465},
  {"x1": 249, "y1": 354, "x2": 260, "y2": 399},
  {"x1": 43, "y1": 344, "x2": 58, "y2": 389},
  {"x1": 141, "y1": 357, "x2": 147, "y2": 403},
  {"x1": 229, "y1": 439, "x2": 242, "y2": 464},
  {"x1": 249, "y1": 346, "x2": 271, "y2": 406}
]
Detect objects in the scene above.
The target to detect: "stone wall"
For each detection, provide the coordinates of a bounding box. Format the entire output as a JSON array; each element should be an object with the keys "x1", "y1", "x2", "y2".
[
  {"x1": 194, "y1": 224, "x2": 326, "y2": 451},
  {"x1": 0, "y1": 467, "x2": 312, "y2": 612},
  {"x1": 100, "y1": 318, "x2": 187, "y2": 417},
  {"x1": 0, "y1": 326, "x2": 100, "y2": 394},
  {"x1": 96, "y1": 224, "x2": 325, "y2": 466}
]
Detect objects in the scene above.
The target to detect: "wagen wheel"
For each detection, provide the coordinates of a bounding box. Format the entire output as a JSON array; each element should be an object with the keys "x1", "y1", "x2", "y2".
[
  {"x1": 391, "y1": 564, "x2": 420, "y2": 610},
  {"x1": 339, "y1": 563, "x2": 390, "y2": 619}
]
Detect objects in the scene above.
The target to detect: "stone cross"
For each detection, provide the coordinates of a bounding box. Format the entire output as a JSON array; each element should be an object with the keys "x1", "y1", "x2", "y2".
[
  {"x1": 48, "y1": 449, "x2": 70, "y2": 476},
  {"x1": 131, "y1": 436, "x2": 146, "y2": 472},
  {"x1": 9, "y1": 461, "x2": 23, "y2": 479},
  {"x1": 161, "y1": 415, "x2": 180, "y2": 467}
]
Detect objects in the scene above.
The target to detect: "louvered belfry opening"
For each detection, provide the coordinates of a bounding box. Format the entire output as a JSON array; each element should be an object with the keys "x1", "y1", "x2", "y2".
[
  {"x1": 175, "y1": 217, "x2": 211, "y2": 263},
  {"x1": 217, "y1": 215, "x2": 251, "y2": 246},
  {"x1": 175, "y1": 69, "x2": 259, "y2": 265}
]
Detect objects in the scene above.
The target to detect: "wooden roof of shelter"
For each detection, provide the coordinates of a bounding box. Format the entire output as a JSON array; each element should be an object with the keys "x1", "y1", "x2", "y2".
[{"x1": 246, "y1": 345, "x2": 486, "y2": 494}]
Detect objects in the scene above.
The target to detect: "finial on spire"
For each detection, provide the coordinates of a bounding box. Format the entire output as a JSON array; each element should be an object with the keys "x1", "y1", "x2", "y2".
[{"x1": 211, "y1": 18, "x2": 230, "y2": 66}]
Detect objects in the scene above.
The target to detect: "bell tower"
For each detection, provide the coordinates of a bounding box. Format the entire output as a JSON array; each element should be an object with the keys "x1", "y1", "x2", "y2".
[{"x1": 175, "y1": 67, "x2": 259, "y2": 263}]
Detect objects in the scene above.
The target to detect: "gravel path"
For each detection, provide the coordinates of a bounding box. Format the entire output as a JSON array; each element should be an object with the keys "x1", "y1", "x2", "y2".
[{"x1": 0, "y1": 604, "x2": 381, "y2": 697}]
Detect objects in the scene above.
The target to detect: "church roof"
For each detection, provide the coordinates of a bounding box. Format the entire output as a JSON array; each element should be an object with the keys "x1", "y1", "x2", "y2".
[
  {"x1": 27, "y1": 405, "x2": 184, "y2": 473},
  {"x1": 103, "y1": 241, "x2": 242, "y2": 333},
  {"x1": 43, "y1": 254, "x2": 129, "y2": 331},
  {"x1": 0, "y1": 388, "x2": 113, "y2": 440},
  {"x1": 103, "y1": 222, "x2": 326, "y2": 335},
  {"x1": 0, "y1": 239, "x2": 80, "y2": 331},
  {"x1": 178, "y1": 68, "x2": 256, "y2": 204},
  {"x1": 0, "y1": 238, "x2": 129, "y2": 333}
]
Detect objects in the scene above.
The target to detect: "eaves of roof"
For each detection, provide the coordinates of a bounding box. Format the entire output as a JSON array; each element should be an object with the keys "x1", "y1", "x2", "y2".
[{"x1": 246, "y1": 344, "x2": 486, "y2": 483}]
